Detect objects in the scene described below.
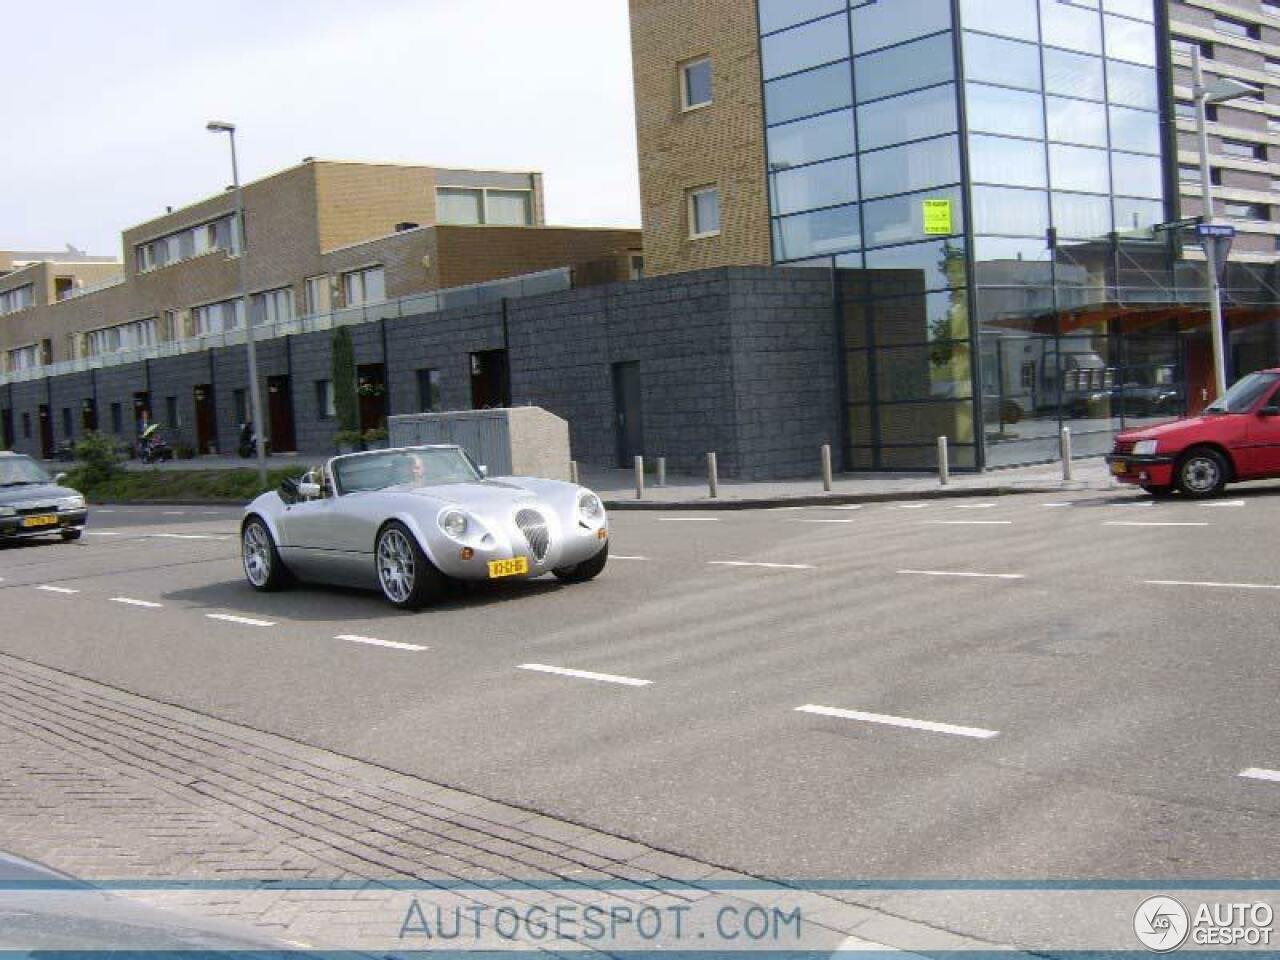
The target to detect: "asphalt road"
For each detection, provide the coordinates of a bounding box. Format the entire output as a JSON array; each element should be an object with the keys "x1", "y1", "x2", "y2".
[{"x1": 2, "y1": 486, "x2": 1279, "y2": 946}]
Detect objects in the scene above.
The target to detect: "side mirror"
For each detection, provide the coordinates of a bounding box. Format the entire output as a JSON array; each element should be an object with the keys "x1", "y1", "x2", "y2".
[
  {"x1": 54, "y1": 472, "x2": 68, "y2": 484},
  {"x1": 298, "y1": 481, "x2": 322, "y2": 499},
  {"x1": 1261, "y1": 406, "x2": 1280, "y2": 417},
  {"x1": 478, "y1": 465, "x2": 489, "y2": 478}
]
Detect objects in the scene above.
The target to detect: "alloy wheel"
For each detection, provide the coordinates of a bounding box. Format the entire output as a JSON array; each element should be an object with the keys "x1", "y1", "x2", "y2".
[
  {"x1": 242, "y1": 523, "x2": 271, "y2": 587},
  {"x1": 1181, "y1": 456, "x2": 1221, "y2": 494},
  {"x1": 378, "y1": 528, "x2": 416, "y2": 604}
]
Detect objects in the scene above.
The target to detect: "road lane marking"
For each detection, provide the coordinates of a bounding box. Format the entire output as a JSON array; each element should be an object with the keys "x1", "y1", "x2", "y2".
[
  {"x1": 1103, "y1": 521, "x2": 1208, "y2": 527},
  {"x1": 206, "y1": 613, "x2": 276, "y2": 627},
  {"x1": 112, "y1": 597, "x2": 163, "y2": 609},
  {"x1": 659, "y1": 517, "x2": 721, "y2": 522},
  {"x1": 830, "y1": 504, "x2": 864, "y2": 511},
  {"x1": 1041, "y1": 502, "x2": 1072, "y2": 507},
  {"x1": 1145, "y1": 579, "x2": 1280, "y2": 591},
  {"x1": 955, "y1": 503, "x2": 996, "y2": 509},
  {"x1": 611, "y1": 555, "x2": 648, "y2": 561},
  {"x1": 162, "y1": 511, "x2": 187, "y2": 516},
  {"x1": 518, "y1": 663, "x2": 651, "y2": 687},
  {"x1": 708, "y1": 560, "x2": 816, "y2": 570},
  {"x1": 898, "y1": 570, "x2": 1025, "y2": 580},
  {"x1": 894, "y1": 503, "x2": 930, "y2": 510},
  {"x1": 95, "y1": 509, "x2": 116, "y2": 514},
  {"x1": 1203, "y1": 499, "x2": 1245, "y2": 508},
  {"x1": 86, "y1": 531, "x2": 123, "y2": 536},
  {"x1": 149, "y1": 533, "x2": 231, "y2": 540},
  {"x1": 336, "y1": 635, "x2": 427, "y2": 652},
  {"x1": 1110, "y1": 501, "x2": 1154, "y2": 507},
  {"x1": 796, "y1": 704, "x2": 999, "y2": 740},
  {"x1": 796, "y1": 518, "x2": 856, "y2": 524},
  {"x1": 1240, "y1": 768, "x2": 1280, "y2": 783},
  {"x1": 36, "y1": 585, "x2": 79, "y2": 594},
  {"x1": 928, "y1": 520, "x2": 1012, "y2": 525},
  {"x1": 768, "y1": 506, "x2": 807, "y2": 512}
]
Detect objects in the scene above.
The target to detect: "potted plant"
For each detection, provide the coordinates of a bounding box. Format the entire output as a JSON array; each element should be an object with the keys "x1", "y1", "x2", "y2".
[
  {"x1": 362, "y1": 427, "x2": 389, "y2": 450},
  {"x1": 334, "y1": 429, "x2": 363, "y2": 454}
]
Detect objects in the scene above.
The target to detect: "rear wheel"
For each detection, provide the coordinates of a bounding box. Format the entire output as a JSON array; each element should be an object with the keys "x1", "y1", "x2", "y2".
[
  {"x1": 242, "y1": 517, "x2": 291, "y2": 591},
  {"x1": 553, "y1": 543, "x2": 609, "y2": 583},
  {"x1": 1176, "y1": 448, "x2": 1229, "y2": 498},
  {"x1": 376, "y1": 522, "x2": 447, "y2": 610}
]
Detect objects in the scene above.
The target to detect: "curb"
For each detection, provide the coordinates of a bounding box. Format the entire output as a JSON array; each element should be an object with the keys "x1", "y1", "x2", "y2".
[{"x1": 603, "y1": 482, "x2": 1108, "y2": 511}]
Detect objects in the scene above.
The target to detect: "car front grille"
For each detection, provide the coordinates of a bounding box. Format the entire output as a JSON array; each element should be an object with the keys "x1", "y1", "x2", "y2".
[
  {"x1": 515, "y1": 508, "x2": 550, "y2": 562},
  {"x1": 12, "y1": 503, "x2": 58, "y2": 516},
  {"x1": 1112, "y1": 439, "x2": 1136, "y2": 456}
]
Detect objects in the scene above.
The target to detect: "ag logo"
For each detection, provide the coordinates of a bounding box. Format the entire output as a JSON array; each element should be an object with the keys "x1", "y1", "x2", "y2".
[{"x1": 1135, "y1": 896, "x2": 1190, "y2": 952}]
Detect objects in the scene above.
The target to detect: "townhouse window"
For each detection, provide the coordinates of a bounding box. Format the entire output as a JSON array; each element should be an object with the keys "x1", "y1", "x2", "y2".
[
  {"x1": 135, "y1": 214, "x2": 239, "y2": 273},
  {"x1": 1171, "y1": 36, "x2": 1213, "y2": 58},
  {"x1": 342, "y1": 266, "x2": 386, "y2": 305},
  {"x1": 437, "y1": 187, "x2": 483, "y2": 224},
  {"x1": 166, "y1": 396, "x2": 180, "y2": 429},
  {"x1": 7, "y1": 345, "x2": 40, "y2": 371},
  {"x1": 1176, "y1": 100, "x2": 1217, "y2": 122},
  {"x1": 304, "y1": 275, "x2": 331, "y2": 315},
  {"x1": 681, "y1": 57, "x2": 712, "y2": 111},
  {"x1": 687, "y1": 185, "x2": 721, "y2": 238},
  {"x1": 21, "y1": 412, "x2": 30, "y2": 439},
  {"x1": 435, "y1": 187, "x2": 534, "y2": 226},
  {"x1": 486, "y1": 190, "x2": 533, "y2": 226},
  {"x1": 250, "y1": 286, "x2": 295, "y2": 326},
  {"x1": 232, "y1": 389, "x2": 247, "y2": 425},
  {"x1": 193, "y1": 298, "x2": 245, "y2": 335},
  {"x1": 315, "y1": 380, "x2": 335, "y2": 420},
  {"x1": 416, "y1": 368, "x2": 442, "y2": 413},
  {"x1": 1268, "y1": 59, "x2": 1280, "y2": 76},
  {"x1": 1221, "y1": 138, "x2": 1266, "y2": 160},
  {"x1": 0, "y1": 284, "x2": 34, "y2": 316},
  {"x1": 1223, "y1": 201, "x2": 1270, "y2": 221},
  {"x1": 1214, "y1": 16, "x2": 1260, "y2": 40}
]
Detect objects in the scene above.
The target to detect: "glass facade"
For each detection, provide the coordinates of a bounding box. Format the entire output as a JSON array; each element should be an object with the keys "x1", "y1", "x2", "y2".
[{"x1": 755, "y1": 0, "x2": 1211, "y2": 470}]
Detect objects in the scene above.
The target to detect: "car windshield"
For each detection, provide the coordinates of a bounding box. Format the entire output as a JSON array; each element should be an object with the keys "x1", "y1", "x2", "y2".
[
  {"x1": 0, "y1": 455, "x2": 50, "y2": 486},
  {"x1": 1205, "y1": 371, "x2": 1280, "y2": 414},
  {"x1": 332, "y1": 447, "x2": 481, "y2": 494}
]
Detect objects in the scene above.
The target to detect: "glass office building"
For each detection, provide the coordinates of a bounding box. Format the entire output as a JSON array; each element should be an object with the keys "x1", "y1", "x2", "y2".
[{"x1": 754, "y1": 0, "x2": 1280, "y2": 469}]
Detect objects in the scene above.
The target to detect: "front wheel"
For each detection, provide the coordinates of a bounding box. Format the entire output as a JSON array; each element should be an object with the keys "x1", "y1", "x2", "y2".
[
  {"x1": 553, "y1": 543, "x2": 609, "y2": 583},
  {"x1": 376, "y1": 522, "x2": 446, "y2": 610},
  {"x1": 242, "y1": 517, "x2": 291, "y2": 591},
  {"x1": 1176, "y1": 448, "x2": 1229, "y2": 498}
]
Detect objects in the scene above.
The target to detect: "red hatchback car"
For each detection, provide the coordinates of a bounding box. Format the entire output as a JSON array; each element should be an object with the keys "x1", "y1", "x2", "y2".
[{"x1": 1108, "y1": 368, "x2": 1280, "y2": 497}]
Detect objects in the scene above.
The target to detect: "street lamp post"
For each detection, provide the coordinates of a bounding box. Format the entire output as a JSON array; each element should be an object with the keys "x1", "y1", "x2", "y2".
[
  {"x1": 206, "y1": 120, "x2": 267, "y2": 486},
  {"x1": 1191, "y1": 48, "x2": 1259, "y2": 402}
]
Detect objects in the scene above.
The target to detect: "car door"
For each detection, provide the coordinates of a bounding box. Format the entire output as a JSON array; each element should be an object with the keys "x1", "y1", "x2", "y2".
[
  {"x1": 276, "y1": 466, "x2": 347, "y2": 580},
  {"x1": 1241, "y1": 383, "x2": 1280, "y2": 478}
]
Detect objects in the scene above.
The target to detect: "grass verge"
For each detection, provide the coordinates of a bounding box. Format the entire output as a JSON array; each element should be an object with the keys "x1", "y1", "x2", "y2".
[{"x1": 65, "y1": 466, "x2": 303, "y2": 504}]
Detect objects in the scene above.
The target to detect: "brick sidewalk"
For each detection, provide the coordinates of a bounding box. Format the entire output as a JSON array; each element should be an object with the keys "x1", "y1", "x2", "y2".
[{"x1": 0, "y1": 652, "x2": 1007, "y2": 954}]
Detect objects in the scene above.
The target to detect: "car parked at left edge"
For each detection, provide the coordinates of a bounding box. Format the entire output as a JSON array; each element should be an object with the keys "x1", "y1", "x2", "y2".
[{"x1": 0, "y1": 451, "x2": 88, "y2": 542}]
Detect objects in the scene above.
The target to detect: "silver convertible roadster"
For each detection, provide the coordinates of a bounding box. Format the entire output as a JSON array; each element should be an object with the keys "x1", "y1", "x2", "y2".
[{"x1": 240, "y1": 445, "x2": 609, "y2": 608}]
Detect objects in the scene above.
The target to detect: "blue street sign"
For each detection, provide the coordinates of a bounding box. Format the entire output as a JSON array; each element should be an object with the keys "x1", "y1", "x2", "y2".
[{"x1": 1196, "y1": 223, "x2": 1236, "y2": 239}]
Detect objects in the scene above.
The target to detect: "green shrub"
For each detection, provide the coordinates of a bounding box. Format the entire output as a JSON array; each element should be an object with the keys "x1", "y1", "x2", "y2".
[
  {"x1": 73, "y1": 432, "x2": 122, "y2": 486},
  {"x1": 332, "y1": 326, "x2": 359, "y2": 435}
]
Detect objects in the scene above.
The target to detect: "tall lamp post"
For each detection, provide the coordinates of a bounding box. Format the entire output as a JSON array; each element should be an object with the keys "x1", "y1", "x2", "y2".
[
  {"x1": 1191, "y1": 48, "x2": 1259, "y2": 401},
  {"x1": 206, "y1": 120, "x2": 267, "y2": 486}
]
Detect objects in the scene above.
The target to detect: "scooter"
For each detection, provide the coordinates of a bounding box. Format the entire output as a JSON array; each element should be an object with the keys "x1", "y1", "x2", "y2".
[
  {"x1": 238, "y1": 422, "x2": 270, "y2": 459},
  {"x1": 138, "y1": 423, "x2": 174, "y2": 464}
]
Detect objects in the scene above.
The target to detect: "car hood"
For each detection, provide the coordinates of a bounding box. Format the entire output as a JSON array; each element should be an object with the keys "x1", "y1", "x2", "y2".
[
  {"x1": 0, "y1": 482, "x2": 81, "y2": 506},
  {"x1": 395, "y1": 480, "x2": 544, "y2": 511},
  {"x1": 1118, "y1": 415, "x2": 1218, "y2": 441}
]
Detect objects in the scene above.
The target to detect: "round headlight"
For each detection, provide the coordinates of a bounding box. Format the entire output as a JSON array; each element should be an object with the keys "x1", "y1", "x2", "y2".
[
  {"x1": 578, "y1": 492, "x2": 604, "y2": 522},
  {"x1": 439, "y1": 510, "x2": 469, "y2": 539},
  {"x1": 1132, "y1": 439, "x2": 1158, "y2": 456}
]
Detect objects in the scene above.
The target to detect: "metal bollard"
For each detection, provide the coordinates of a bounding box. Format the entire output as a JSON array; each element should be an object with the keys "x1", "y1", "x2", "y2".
[
  {"x1": 937, "y1": 436, "x2": 950, "y2": 486},
  {"x1": 569, "y1": 460, "x2": 579, "y2": 485},
  {"x1": 707, "y1": 452, "x2": 719, "y2": 499},
  {"x1": 656, "y1": 456, "x2": 666, "y2": 488},
  {"x1": 1060, "y1": 427, "x2": 1074, "y2": 482},
  {"x1": 821, "y1": 444, "x2": 833, "y2": 492},
  {"x1": 634, "y1": 455, "x2": 645, "y2": 500}
]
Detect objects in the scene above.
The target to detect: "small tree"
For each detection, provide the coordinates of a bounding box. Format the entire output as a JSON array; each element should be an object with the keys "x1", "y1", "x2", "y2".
[
  {"x1": 72, "y1": 432, "x2": 121, "y2": 487},
  {"x1": 331, "y1": 326, "x2": 359, "y2": 438}
]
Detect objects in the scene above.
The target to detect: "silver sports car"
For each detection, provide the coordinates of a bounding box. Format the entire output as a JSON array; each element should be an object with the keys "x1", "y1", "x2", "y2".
[{"x1": 240, "y1": 445, "x2": 609, "y2": 609}]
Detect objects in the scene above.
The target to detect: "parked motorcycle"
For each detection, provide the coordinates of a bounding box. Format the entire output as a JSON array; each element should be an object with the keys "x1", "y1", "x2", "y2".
[
  {"x1": 138, "y1": 423, "x2": 174, "y2": 464},
  {"x1": 238, "y1": 422, "x2": 270, "y2": 459}
]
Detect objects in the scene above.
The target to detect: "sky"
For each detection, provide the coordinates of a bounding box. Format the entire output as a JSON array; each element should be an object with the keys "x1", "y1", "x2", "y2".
[{"x1": 1, "y1": 0, "x2": 640, "y2": 257}]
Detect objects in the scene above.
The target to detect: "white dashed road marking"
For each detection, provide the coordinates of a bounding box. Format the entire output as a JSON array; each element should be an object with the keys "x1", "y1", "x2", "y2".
[
  {"x1": 929, "y1": 520, "x2": 1013, "y2": 526},
  {"x1": 955, "y1": 503, "x2": 996, "y2": 509},
  {"x1": 898, "y1": 570, "x2": 1025, "y2": 580},
  {"x1": 206, "y1": 613, "x2": 276, "y2": 627},
  {"x1": 895, "y1": 503, "x2": 930, "y2": 510},
  {"x1": 36, "y1": 585, "x2": 79, "y2": 594},
  {"x1": 610, "y1": 555, "x2": 649, "y2": 561},
  {"x1": 1240, "y1": 768, "x2": 1280, "y2": 783},
  {"x1": 162, "y1": 511, "x2": 187, "y2": 516},
  {"x1": 111, "y1": 597, "x2": 163, "y2": 609},
  {"x1": 708, "y1": 560, "x2": 816, "y2": 570},
  {"x1": 1203, "y1": 500, "x2": 1245, "y2": 508},
  {"x1": 1103, "y1": 521, "x2": 1208, "y2": 528},
  {"x1": 796, "y1": 704, "x2": 999, "y2": 740},
  {"x1": 1145, "y1": 579, "x2": 1280, "y2": 591},
  {"x1": 795, "y1": 518, "x2": 856, "y2": 524},
  {"x1": 336, "y1": 635, "x2": 427, "y2": 652},
  {"x1": 1041, "y1": 502, "x2": 1072, "y2": 508},
  {"x1": 86, "y1": 531, "x2": 123, "y2": 536},
  {"x1": 518, "y1": 663, "x2": 651, "y2": 687},
  {"x1": 829, "y1": 504, "x2": 864, "y2": 511},
  {"x1": 659, "y1": 517, "x2": 722, "y2": 522},
  {"x1": 150, "y1": 533, "x2": 231, "y2": 541}
]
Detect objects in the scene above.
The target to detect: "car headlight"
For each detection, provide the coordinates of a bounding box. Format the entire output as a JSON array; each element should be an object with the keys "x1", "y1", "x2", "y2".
[
  {"x1": 439, "y1": 509, "x2": 469, "y2": 539},
  {"x1": 58, "y1": 496, "x2": 85, "y2": 511},
  {"x1": 578, "y1": 491, "x2": 604, "y2": 522},
  {"x1": 1132, "y1": 440, "x2": 1158, "y2": 456}
]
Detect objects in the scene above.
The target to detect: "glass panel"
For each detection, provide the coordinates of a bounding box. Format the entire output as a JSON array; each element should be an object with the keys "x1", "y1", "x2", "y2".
[
  {"x1": 692, "y1": 188, "x2": 721, "y2": 234},
  {"x1": 1111, "y1": 152, "x2": 1163, "y2": 198},
  {"x1": 879, "y1": 443, "x2": 977, "y2": 470},
  {"x1": 850, "y1": 0, "x2": 951, "y2": 55},
  {"x1": 1113, "y1": 197, "x2": 1164, "y2": 233},
  {"x1": 864, "y1": 240, "x2": 968, "y2": 296},
  {"x1": 870, "y1": 285, "x2": 970, "y2": 342},
  {"x1": 772, "y1": 204, "x2": 861, "y2": 259},
  {"x1": 765, "y1": 61, "x2": 852, "y2": 124},
  {"x1": 859, "y1": 134, "x2": 960, "y2": 199},
  {"x1": 876, "y1": 344, "x2": 974, "y2": 402},
  {"x1": 1052, "y1": 191, "x2": 1113, "y2": 238},
  {"x1": 862, "y1": 186, "x2": 964, "y2": 248},
  {"x1": 1039, "y1": 0, "x2": 1102, "y2": 54},
  {"x1": 1046, "y1": 96, "x2": 1108, "y2": 147},
  {"x1": 1108, "y1": 105, "x2": 1160, "y2": 155},
  {"x1": 963, "y1": 32, "x2": 1042, "y2": 90},
  {"x1": 767, "y1": 109, "x2": 856, "y2": 167},
  {"x1": 878, "y1": 402, "x2": 975, "y2": 444},
  {"x1": 1049, "y1": 144, "x2": 1110, "y2": 193},
  {"x1": 437, "y1": 187, "x2": 483, "y2": 225},
  {"x1": 857, "y1": 83, "x2": 957, "y2": 150},
  {"x1": 486, "y1": 190, "x2": 532, "y2": 225},
  {"x1": 966, "y1": 83, "x2": 1044, "y2": 139},
  {"x1": 1103, "y1": 13, "x2": 1155, "y2": 65},
  {"x1": 770, "y1": 156, "x2": 859, "y2": 215},
  {"x1": 974, "y1": 235, "x2": 1052, "y2": 263},
  {"x1": 683, "y1": 58, "x2": 712, "y2": 106},
  {"x1": 972, "y1": 186, "x2": 1049, "y2": 236},
  {"x1": 761, "y1": 14, "x2": 849, "y2": 80},
  {"x1": 1106, "y1": 60, "x2": 1158, "y2": 110},
  {"x1": 758, "y1": 0, "x2": 843, "y2": 35},
  {"x1": 959, "y1": 0, "x2": 1038, "y2": 42},
  {"x1": 854, "y1": 33, "x2": 953, "y2": 102},
  {"x1": 968, "y1": 134, "x2": 1047, "y2": 188},
  {"x1": 1102, "y1": 0, "x2": 1153, "y2": 20},
  {"x1": 1043, "y1": 48, "x2": 1105, "y2": 100}
]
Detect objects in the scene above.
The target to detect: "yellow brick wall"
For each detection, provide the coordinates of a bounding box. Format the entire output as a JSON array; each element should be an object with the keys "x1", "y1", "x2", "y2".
[
  {"x1": 314, "y1": 162, "x2": 437, "y2": 254},
  {"x1": 629, "y1": 0, "x2": 771, "y2": 276},
  {"x1": 433, "y1": 226, "x2": 642, "y2": 288}
]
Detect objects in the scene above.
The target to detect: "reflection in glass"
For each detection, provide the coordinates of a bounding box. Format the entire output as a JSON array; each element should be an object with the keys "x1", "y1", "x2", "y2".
[
  {"x1": 772, "y1": 203, "x2": 861, "y2": 259},
  {"x1": 1103, "y1": 13, "x2": 1155, "y2": 65},
  {"x1": 879, "y1": 402, "x2": 975, "y2": 444},
  {"x1": 966, "y1": 84, "x2": 1045, "y2": 139},
  {"x1": 959, "y1": 0, "x2": 1038, "y2": 41},
  {"x1": 1108, "y1": 106, "x2": 1160, "y2": 155},
  {"x1": 972, "y1": 186, "x2": 1049, "y2": 236},
  {"x1": 764, "y1": 61, "x2": 852, "y2": 124},
  {"x1": 859, "y1": 135, "x2": 961, "y2": 200},
  {"x1": 1049, "y1": 144, "x2": 1111, "y2": 194},
  {"x1": 1039, "y1": 0, "x2": 1102, "y2": 54},
  {"x1": 854, "y1": 34, "x2": 953, "y2": 103},
  {"x1": 1052, "y1": 191, "x2": 1113, "y2": 239},
  {"x1": 850, "y1": 0, "x2": 951, "y2": 55},
  {"x1": 1047, "y1": 97, "x2": 1108, "y2": 147},
  {"x1": 1113, "y1": 196, "x2": 1164, "y2": 233},
  {"x1": 974, "y1": 236, "x2": 1051, "y2": 263},
  {"x1": 869, "y1": 286, "x2": 970, "y2": 344},
  {"x1": 761, "y1": 14, "x2": 850, "y2": 80},
  {"x1": 863, "y1": 186, "x2": 964, "y2": 248},
  {"x1": 767, "y1": 109, "x2": 856, "y2": 168},
  {"x1": 1106, "y1": 60, "x2": 1158, "y2": 110},
  {"x1": 758, "y1": 0, "x2": 842, "y2": 35},
  {"x1": 770, "y1": 156, "x2": 859, "y2": 216},
  {"x1": 968, "y1": 134, "x2": 1047, "y2": 188},
  {"x1": 1110, "y1": 152, "x2": 1162, "y2": 199},
  {"x1": 963, "y1": 33, "x2": 1042, "y2": 90},
  {"x1": 1043, "y1": 48, "x2": 1105, "y2": 100},
  {"x1": 1102, "y1": 0, "x2": 1154, "y2": 20},
  {"x1": 857, "y1": 84, "x2": 957, "y2": 151},
  {"x1": 863, "y1": 240, "x2": 968, "y2": 297},
  {"x1": 876, "y1": 343, "x2": 973, "y2": 401}
]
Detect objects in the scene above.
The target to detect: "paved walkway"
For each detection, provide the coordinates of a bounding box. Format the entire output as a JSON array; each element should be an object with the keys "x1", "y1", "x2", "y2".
[{"x1": 0, "y1": 652, "x2": 1001, "y2": 955}]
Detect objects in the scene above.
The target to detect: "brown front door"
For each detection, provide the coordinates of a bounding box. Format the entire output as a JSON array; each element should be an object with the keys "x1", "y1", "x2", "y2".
[
  {"x1": 1184, "y1": 334, "x2": 1214, "y2": 416},
  {"x1": 356, "y1": 364, "x2": 386, "y2": 434},
  {"x1": 267, "y1": 376, "x2": 296, "y2": 453},
  {"x1": 37, "y1": 405, "x2": 54, "y2": 460},
  {"x1": 193, "y1": 385, "x2": 217, "y2": 454},
  {"x1": 82, "y1": 399, "x2": 98, "y2": 433}
]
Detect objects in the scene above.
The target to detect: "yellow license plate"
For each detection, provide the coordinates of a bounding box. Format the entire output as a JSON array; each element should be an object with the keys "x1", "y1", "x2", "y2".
[
  {"x1": 1111, "y1": 460, "x2": 1127, "y2": 475},
  {"x1": 488, "y1": 557, "x2": 530, "y2": 579},
  {"x1": 21, "y1": 515, "x2": 58, "y2": 528}
]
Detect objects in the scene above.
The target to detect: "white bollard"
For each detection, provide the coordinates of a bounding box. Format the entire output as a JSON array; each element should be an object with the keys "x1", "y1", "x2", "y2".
[
  {"x1": 707, "y1": 452, "x2": 719, "y2": 499},
  {"x1": 821, "y1": 444, "x2": 833, "y2": 492},
  {"x1": 569, "y1": 460, "x2": 579, "y2": 485},
  {"x1": 1060, "y1": 427, "x2": 1074, "y2": 482},
  {"x1": 634, "y1": 455, "x2": 645, "y2": 500},
  {"x1": 937, "y1": 436, "x2": 950, "y2": 486},
  {"x1": 657, "y1": 456, "x2": 666, "y2": 488}
]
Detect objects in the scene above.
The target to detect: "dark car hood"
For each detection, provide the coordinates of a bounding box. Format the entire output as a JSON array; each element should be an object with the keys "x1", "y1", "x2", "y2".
[{"x1": 0, "y1": 483, "x2": 80, "y2": 506}]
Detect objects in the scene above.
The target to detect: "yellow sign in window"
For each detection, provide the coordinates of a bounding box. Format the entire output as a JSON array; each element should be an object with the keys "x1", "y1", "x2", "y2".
[{"x1": 922, "y1": 199, "x2": 954, "y2": 236}]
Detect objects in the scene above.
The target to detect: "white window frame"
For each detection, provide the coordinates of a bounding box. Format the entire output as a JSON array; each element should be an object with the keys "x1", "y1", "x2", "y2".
[
  {"x1": 304, "y1": 275, "x2": 331, "y2": 315},
  {"x1": 343, "y1": 266, "x2": 387, "y2": 306},
  {"x1": 435, "y1": 186, "x2": 535, "y2": 226},
  {"x1": 680, "y1": 56, "x2": 712, "y2": 111},
  {"x1": 687, "y1": 185, "x2": 721, "y2": 239}
]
